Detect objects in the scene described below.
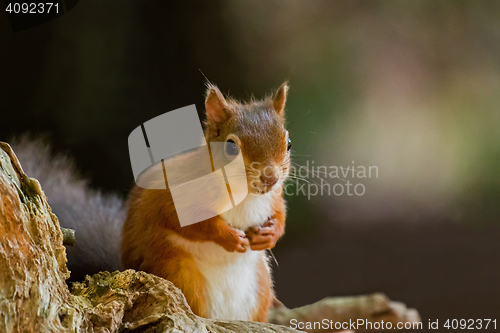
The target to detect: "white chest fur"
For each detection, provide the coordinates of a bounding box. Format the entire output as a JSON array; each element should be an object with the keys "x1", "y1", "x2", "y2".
[
  {"x1": 221, "y1": 192, "x2": 274, "y2": 230},
  {"x1": 168, "y1": 193, "x2": 273, "y2": 320}
]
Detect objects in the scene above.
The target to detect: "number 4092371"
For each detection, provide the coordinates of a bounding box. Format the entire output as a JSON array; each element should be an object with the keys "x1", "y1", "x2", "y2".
[
  {"x1": 5, "y1": 2, "x2": 59, "y2": 14},
  {"x1": 444, "y1": 319, "x2": 496, "y2": 330}
]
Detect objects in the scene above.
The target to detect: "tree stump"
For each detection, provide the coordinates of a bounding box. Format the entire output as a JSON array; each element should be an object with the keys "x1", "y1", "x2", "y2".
[{"x1": 0, "y1": 142, "x2": 420, "y2": 332}]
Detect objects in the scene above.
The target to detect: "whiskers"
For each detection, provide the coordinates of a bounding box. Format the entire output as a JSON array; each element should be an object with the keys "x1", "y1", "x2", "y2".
[{"x1": 283, "y1": 153, "x2": 348, "y2": 192}]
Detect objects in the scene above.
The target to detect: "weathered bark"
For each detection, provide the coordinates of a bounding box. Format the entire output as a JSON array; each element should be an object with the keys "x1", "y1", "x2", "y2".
[
  {"x1": 0, "y1": 142, "x2": 420, "y2": 332},
  {"x1": 269, "y1": 293, "x2": 420, "y2": 332},
  {"x1": 0, "y1": 143, "x2": 299, "y2": 333},
  {"x1": 61, "y1": 228, "x2": 76, "y2": 246}
]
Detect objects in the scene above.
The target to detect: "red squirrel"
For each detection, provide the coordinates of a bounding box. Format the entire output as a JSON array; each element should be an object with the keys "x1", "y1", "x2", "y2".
[{"x1": 121, "y1": 82, "x2": 291, "y2": 321}]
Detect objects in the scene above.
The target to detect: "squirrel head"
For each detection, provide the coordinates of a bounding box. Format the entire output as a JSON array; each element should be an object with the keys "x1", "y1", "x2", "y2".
[{"x1": 204, "y1": 82, "x2": 291, "y2": 195}]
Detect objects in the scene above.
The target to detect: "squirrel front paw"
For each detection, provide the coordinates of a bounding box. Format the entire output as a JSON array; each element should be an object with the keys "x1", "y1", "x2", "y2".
[
  {"x1": 221, "y1": 227, "x2": 249, "y2": 253},
  {"x1": 245, "y1": 217, "x2": 278, "y2": 251}
]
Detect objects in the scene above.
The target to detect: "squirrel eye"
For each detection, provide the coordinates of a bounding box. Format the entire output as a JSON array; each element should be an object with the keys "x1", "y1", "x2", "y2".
[
  {"x1": 287, "y1": 137, "x2": 292, "y2": 151},
  {"x1": 225, "y1": 139, "x2": 240, "y2": 156}
]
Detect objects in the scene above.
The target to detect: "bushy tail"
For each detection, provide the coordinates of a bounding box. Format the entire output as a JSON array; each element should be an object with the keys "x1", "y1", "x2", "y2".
[{"x1": 10, "y1": 136, "x2": 126, "y2": 281}]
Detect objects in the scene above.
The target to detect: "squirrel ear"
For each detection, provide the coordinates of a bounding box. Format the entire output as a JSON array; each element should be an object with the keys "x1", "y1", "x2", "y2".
[
  {"x1": 205, "y1": 85, "x2": 232, "y2": 125},
  {"x1": 273, "y1": 82, "x2": 288, "y2": 117}
]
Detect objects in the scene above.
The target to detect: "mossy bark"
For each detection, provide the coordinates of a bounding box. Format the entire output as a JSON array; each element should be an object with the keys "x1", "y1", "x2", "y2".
[{"x1": 0, "y1": 142, "x2": 419, "y2": 333}]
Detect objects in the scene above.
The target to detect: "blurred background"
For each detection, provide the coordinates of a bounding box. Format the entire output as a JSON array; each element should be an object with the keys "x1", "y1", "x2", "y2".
[{"x1": 1, "y1": 0, "x2": 499, "y2": 329}]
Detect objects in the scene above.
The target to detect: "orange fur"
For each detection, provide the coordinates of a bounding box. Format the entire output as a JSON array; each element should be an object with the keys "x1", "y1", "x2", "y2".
[{"x1": 122, "y1": 184, "x2": 286, "y2": 321}]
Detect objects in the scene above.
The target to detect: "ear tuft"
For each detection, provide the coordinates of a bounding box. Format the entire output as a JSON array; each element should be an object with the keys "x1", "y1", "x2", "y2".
[
  {"x1": 205, "y1": 85, "x2": 231, "y2": 124},
  {"x1": 273, "y1": 82, "x2": 288, "y2": 117}
]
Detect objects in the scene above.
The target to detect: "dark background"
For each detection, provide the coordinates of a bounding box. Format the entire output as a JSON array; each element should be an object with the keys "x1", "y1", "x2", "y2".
[{"x1": 1, "y1": 1, "x2": 499, "y2": 330}]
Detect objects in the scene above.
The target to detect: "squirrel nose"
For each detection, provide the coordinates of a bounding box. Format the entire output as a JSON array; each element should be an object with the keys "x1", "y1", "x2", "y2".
[{"x1": 260, "y1": 173, "x2": 279, "y2": 187}]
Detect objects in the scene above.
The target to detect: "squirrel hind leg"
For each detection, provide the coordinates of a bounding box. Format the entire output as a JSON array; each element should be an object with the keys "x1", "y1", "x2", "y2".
[
  {"x1": 250, "y1": 256, "x2": 274, "y2": 322},
  {"x1": 149, "y1": 245, "x2": 209, "y2": 318}
]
